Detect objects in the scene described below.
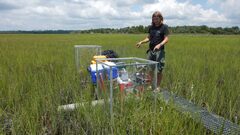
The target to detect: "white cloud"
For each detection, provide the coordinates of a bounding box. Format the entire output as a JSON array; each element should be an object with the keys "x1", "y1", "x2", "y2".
[
  {"x1": 142, "y1": 0, "x2": 229, "y2": 26},
  {"x1": 0, "y1": 0, "x2": 238, "y2": 30},
  {"x1": 207, "y1": 0, "x2": 240, "y2": 25},
  {"x1": 221, "y1": 0, "x2": 240, "y2": 17}
]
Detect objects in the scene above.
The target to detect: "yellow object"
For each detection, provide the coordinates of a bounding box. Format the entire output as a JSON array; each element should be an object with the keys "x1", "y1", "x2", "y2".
[
  {"x1": 91, "y1": 55, "x2": 107, "y2": 64},
  {"x1": 93, "y1": 55, "x2": 106, "y2": 60}
]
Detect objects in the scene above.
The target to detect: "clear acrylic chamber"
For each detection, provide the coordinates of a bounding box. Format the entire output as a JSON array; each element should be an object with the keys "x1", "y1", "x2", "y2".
[
  {"x1": 74, "y1": 45, "x2": 102, "y2": 72},
  {"x1": 95, "y1": 57, "x2": 158, "y2": 121}
]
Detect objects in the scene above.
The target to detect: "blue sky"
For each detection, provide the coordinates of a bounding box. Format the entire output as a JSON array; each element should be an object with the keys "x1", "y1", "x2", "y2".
[{"x1": 0, "y1": 0, "x2": 239, "y2": 30}]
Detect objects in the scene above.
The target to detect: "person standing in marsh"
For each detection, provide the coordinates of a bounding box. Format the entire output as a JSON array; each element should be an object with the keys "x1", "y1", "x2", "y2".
[{"x1": 136, "y1": 11, "x2": 169, "y2": 89}]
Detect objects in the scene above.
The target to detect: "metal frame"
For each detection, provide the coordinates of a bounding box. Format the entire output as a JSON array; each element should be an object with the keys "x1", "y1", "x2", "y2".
[{"x1": 96, "y1": 57, "x2": 158, "y2": 124}]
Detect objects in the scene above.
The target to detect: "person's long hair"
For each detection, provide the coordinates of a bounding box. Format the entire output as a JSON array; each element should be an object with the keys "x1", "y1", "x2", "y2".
[{"x1": 151, "y1": 11, "x2": 163, "y2": 26}]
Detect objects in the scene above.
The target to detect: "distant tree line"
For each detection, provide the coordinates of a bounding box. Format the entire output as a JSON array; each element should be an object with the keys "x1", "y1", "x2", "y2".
[
  {"x1": 0, "y1": 25, "x2": 239, "y2": 34},
  {"x1": 170, "y1": 25, "x2": 240, "y2": 35},
  {"x1": 74, "y1": 25, "x2": 240, "y2": 35},
  {"x1": 0, "y1": 30, "x2": 73, "y2": 34}
]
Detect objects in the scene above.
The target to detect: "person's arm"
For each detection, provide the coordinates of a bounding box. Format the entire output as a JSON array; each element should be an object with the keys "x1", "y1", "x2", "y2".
[
  {"x1": 153, "y1": 24, "x2": 169, "y2": 51},
  {"x1": 153, "y1": 36, "x2": 168, "y2": 51},
  {"x1": 136, "y1": 35, "x2": 150, "y2": 48}
]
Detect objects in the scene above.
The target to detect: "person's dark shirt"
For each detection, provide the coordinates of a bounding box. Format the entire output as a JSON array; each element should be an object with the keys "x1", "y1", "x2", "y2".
[{"x1": 148, "y1": 24, "x2": 169, "y2": 51}]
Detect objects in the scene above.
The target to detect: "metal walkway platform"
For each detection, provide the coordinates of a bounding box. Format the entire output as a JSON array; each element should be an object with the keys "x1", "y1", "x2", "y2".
[{"x1": 158, "y1": 90, "x2": 240, "y2": 135}]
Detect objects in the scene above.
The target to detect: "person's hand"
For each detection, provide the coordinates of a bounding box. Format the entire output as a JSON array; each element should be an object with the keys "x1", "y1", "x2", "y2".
[
  {"x1": 136, "y1": 41, "x2": 142, "y2": 48},
  {"x1": 153, "y1": 44, "x2": 161, "y2": 51}
]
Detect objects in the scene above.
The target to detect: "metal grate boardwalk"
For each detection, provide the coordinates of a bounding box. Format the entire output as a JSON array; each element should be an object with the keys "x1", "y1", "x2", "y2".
[{"x1": 158, "y1": 90, "x2": 240, "y2": 135}]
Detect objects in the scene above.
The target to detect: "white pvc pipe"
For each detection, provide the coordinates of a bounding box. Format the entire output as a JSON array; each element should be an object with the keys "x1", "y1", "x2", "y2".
[{"x1": 58, "y1": 99, "x2": 108, "y2": 111}]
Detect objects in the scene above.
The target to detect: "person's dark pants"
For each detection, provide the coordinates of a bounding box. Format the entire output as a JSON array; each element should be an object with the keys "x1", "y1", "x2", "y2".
[
  {"x1": 147, "y1": 49, "x2": 165, "y2": 88},
  {"x1": 147, "y1": 49, "x2": 165, "y2": 72}
]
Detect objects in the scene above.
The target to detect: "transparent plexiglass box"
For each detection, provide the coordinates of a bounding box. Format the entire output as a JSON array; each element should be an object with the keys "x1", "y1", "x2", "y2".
[
  {"x1": 95, "y1": 57, "x2": 158, "y2": 121},
  {"x1": 74, "y1": 45, "x2": 102, "y2": 73}
]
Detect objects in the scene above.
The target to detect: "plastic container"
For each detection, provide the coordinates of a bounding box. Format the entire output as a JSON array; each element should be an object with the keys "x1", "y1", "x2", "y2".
[
  {"x1": 120, "y1": 68, "x2": 128, "y2": 81},
  {"x1": 119, "y1": 81, "x2": 133, "y2": 92},
  {"x1": 88, "y1": 64, "x2": 104, "y2": 84},
  {"x1": 102, "y1": 62, "x2": 118, "y2": 79}
]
